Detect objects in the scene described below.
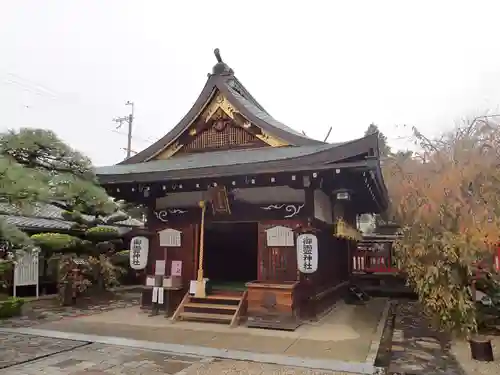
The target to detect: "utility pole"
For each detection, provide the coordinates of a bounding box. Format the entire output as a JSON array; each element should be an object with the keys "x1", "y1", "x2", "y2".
[{"x1": 113, "y1": 101, "x2": 134, "y2": 158}]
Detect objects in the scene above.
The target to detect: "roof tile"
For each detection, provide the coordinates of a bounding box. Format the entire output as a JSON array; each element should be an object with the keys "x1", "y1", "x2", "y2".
[
  {"x1": 0, "y1": 202, "x2": 143, "y2": 232},
  {"x1": 96, "y1": 143, "x2": 336, "y2": 176}
]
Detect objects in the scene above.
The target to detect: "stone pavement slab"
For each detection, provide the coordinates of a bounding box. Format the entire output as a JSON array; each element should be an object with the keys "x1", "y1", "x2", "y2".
[
  {"x1": 26, "y1": 298, "x2": 388, "y2": 363},
  {"x1": 1, "y1": 327, "x2": 376, "y2": 374},
  {"x1": 184, "y1": 359, "x2": 362, "y2": 374},
  {"x1": 389, "y1": 301, "x2": 466, "y2": 375},
  {"x1": 1, "y1": 341, "x2": 205, "y2": 375},
  {"x1": 31, "y1": 319, "x2": 372, "y2": 362},
  {"x1": 0, "y1": 297, "x2": 388, "y2": 374},
  {"x1": 0, "y1": 332, "x2": 89, "y2": 369},
  {"x1": 0, "y1": 332, "x2": 362, "y2": 375}
]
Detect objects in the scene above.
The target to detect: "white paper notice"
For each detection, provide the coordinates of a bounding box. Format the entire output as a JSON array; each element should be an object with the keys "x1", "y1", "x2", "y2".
[
  {"x1": 171, "y1": 261, "x2": 182, "y2": 277},
  {"x1": 157, "y1": 287, "x2": 164, "y2": 304},
  {"x1": 189, "y1": 280, "x2": 197, "y2": 295},
  {"x1": 155, "y1": 260, "x2": 166, "y2": 276},
  {"x1": 145, "y1": 275, "x2": 155, "y2": 286}
]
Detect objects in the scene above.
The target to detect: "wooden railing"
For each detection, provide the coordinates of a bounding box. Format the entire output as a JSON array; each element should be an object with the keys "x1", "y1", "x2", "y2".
[
  {"x1": 352, "y1": 254, "x2": 398, "y2": 273},
  {"x1": 353, "y1": 247, "x2": 500, "y2": 274}
]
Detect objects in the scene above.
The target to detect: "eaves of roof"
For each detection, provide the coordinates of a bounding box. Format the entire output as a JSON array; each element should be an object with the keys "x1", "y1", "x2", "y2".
[
  {"x1": 96, "y1": 133, "x2": 379, "y2": 184},
  {"x1": 0, "y1": 214, "x2": 136, "y2": 235},
  {"x1": 0, "y1": 202, "x2": 144, "y2": 233}
]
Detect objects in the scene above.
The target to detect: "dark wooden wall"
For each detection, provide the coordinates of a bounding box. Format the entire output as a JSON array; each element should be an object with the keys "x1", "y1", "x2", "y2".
[
  {"x1": 152, "y1": 201, "x2": 311, "y2": 225},
  {"x1": 142, "y1": 211, "x2": 197, "y2": 308},
  {"x1": 147, "y1": 213, "x2": 197, "y2": 285},
  {"x1": 257, "y1": 220, "x2": 303, "y2": 282},
  {"x1": 143, "y1": 201, "x2": 353, "y2": 321}
]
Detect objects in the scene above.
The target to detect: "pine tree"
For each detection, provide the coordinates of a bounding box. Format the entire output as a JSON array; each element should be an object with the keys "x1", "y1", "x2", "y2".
[
  {"x1": 0, "y1": 128, "x2": 116, "y2": 256},
  {"x1": 364, "y1": 123, "x2": 391, "y2": 157}
]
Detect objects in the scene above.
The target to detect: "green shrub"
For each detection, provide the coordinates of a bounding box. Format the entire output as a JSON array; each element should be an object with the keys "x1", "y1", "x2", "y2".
[
  {"x1": 111, "y1": 250, "x2": 129, "y2": 265},
  {"x1": 0, "y1": 297, "x2": 25, "y2": 319},
  {"x1": 31, "y1": 233, "x2": 80, "y2": 252},
  {"x1": 86, "y1": 226, "x2": 120, "y2": 240}
]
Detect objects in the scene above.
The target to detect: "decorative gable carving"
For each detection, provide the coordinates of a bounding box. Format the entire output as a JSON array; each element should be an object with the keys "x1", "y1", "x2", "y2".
[
  {"x1": 152, "y1": 91, "x2": 289, "y2": 160},
  {"x1": 179, "y1": 120, "x2": 266, "y2": 154}
]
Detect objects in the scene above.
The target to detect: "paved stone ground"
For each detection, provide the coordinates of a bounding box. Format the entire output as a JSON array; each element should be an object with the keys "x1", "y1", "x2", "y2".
[
  {"x1": 0, "y1": 292, "x2": 381, "y2": 373},
  {"x1": 19, "y1": 298, "x2": 387, "y2": 364},
  {"x1": 2, "y1": 340, "x2": 205, "y2": 375},
  {"x1": 184, "y1": 360, "x2": 362, "y2": 374},
  {"x1": 31, "y1": 317, "x2": 374, "y2": 362},
  {"x1": 389, "y1": 301, "x2": 466, "y2": 375},
  {"x1": 0, "y1": 332, "x2": 89, "y2": 369},
  {"x1": 0, "y1": 292, "x2": 140, "y2": 329},
  {"x1": 0, "y1": 332, "x2": 361, "y2": 375},
  {"x1": 7, "y1": 295, "x2": 500, "y2": 374}
]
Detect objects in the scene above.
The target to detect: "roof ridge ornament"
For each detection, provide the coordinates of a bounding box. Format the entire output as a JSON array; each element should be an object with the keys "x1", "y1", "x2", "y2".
[{"x1": 212, "y1": 48, "x2": 234, "y2": 76}]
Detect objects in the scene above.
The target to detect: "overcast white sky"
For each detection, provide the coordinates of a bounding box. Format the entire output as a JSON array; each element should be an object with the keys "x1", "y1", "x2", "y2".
[{"x1": 1, "y1": 1, "x2": 499, "y2": 166}]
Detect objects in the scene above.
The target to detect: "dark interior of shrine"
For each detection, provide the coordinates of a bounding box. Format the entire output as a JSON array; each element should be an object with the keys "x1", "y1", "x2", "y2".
[{"x1": 204, "y1": 222, "x2": 258, "y2": 286}]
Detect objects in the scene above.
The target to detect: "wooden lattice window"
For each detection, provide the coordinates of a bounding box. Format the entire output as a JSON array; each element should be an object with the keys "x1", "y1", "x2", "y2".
[{"x1": 182, "y1": 123, "x2": 265, "y2": 153}]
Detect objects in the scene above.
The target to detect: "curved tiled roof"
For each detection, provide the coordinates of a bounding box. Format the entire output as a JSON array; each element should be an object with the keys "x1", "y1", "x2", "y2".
[
  {"x1": 96, "y1": 133, "x2": 381, "y2": 184},
  {"x1": 0, "y1": 202, "x2": 143, "y2": 233},
  {"x1": 121, "y1": 49, "x2": 323, "y2": 165}
]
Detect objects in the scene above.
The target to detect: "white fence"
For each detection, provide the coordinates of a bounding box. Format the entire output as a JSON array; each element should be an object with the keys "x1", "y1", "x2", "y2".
[{"x1": 13, "y1": 251, "x2": 39, "y2": 298}]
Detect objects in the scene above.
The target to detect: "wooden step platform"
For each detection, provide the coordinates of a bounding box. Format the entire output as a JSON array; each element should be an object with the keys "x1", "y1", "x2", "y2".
[
  {"x1": 171, "y1": 290, "x2": 248, "y2": 327},
  {"x1": 183, "y1": 302, "x2": 238, "y2": 310}
]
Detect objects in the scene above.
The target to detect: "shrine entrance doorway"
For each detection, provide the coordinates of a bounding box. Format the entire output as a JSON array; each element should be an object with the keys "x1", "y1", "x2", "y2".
[{"x1": 203, "y1": 222, "x2": 258, "y2": 290}]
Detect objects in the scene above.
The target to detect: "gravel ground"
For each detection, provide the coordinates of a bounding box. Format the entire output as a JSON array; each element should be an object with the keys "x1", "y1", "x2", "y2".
[
  {"x1": 451, "y1": 336, "x2": 500, "y2": 375},
  {"x1": 0, "y1": 292, "x2": 140, "y2": 328}
]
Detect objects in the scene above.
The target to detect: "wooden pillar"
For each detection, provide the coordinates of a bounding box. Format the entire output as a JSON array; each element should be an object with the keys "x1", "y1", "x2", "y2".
[
  {"x1": 193, "y1": 224, "x2": 199, "y2": 280},
  {"x1": 195, "y1": 201, "x2": 207, "y2": 298}
]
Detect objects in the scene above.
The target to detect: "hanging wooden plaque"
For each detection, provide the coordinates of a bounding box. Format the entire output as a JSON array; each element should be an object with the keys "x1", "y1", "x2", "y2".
[
  {"x1": 158, "y1": 228, "x2": 182, "y2": 247},
  {"x1": 208, "y1": 186, "x2": 231, "y2": 215},
  {"x1": 265, "y1": 226, "x2": 294, "y2": 247}
]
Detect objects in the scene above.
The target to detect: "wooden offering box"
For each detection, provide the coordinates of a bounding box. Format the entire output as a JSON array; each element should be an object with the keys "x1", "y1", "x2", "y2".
[{"x1": 245, "y1": 280, "x2": 300, "y2": 331}]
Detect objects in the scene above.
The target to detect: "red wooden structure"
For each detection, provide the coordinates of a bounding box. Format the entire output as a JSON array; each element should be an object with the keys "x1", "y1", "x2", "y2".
[
  {"x1": 352, "y1": 234, "x2": 400, "y2": 274},
  {"x1": 352, "y1": 236, "x2": 500, "y2": 274}
]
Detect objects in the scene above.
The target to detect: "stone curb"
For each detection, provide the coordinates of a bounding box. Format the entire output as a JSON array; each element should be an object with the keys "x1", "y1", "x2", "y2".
[
  {"x1": 366, "y1": 299, "x2": 392, "y2": 364},
  {"x1": 0, "y1": 327, "x2": 376, "y2": 374}
]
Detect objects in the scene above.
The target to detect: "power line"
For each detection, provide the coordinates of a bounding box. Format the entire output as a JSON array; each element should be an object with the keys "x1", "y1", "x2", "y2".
[
  {"x1": 1, "y1": 78, "x2": 57, "y2": 99},
  {"x1": 1, "y1": 71, "x2": 158, "y2": 154},
  {"x1": 111, "y1": 129, "x2": 156, "y2": 144},
  {"x1": 4, "y1": 72, "x2": 59, "y2": 97}
]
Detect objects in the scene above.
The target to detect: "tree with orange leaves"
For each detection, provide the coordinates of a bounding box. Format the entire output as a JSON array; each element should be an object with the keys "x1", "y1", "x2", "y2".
[{"x1": 385, "y1": 116, "x2": 500, "y2": 336}]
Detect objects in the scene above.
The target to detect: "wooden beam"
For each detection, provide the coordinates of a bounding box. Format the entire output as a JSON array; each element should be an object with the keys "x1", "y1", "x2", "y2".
[
  {"x1": 171, "y1": 292, "x2": 190, "y2": 322},
  {"x1": 230, "y1": 290, "x2": 248, "y2": 328}
]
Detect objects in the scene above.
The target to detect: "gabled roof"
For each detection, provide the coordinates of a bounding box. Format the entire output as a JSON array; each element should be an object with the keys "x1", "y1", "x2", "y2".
[
  {"x1": 121, "y1": 49, "x2": 323, "y2": 165},
  {"x1": 97, "y1": 133, "x2": 380, "y2": 184}
]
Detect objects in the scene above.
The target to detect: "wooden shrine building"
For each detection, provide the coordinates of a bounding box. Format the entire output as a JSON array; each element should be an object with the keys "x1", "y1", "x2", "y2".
[{"x1": 96, "y1": 49, "x2": 389, "y2": 329}]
